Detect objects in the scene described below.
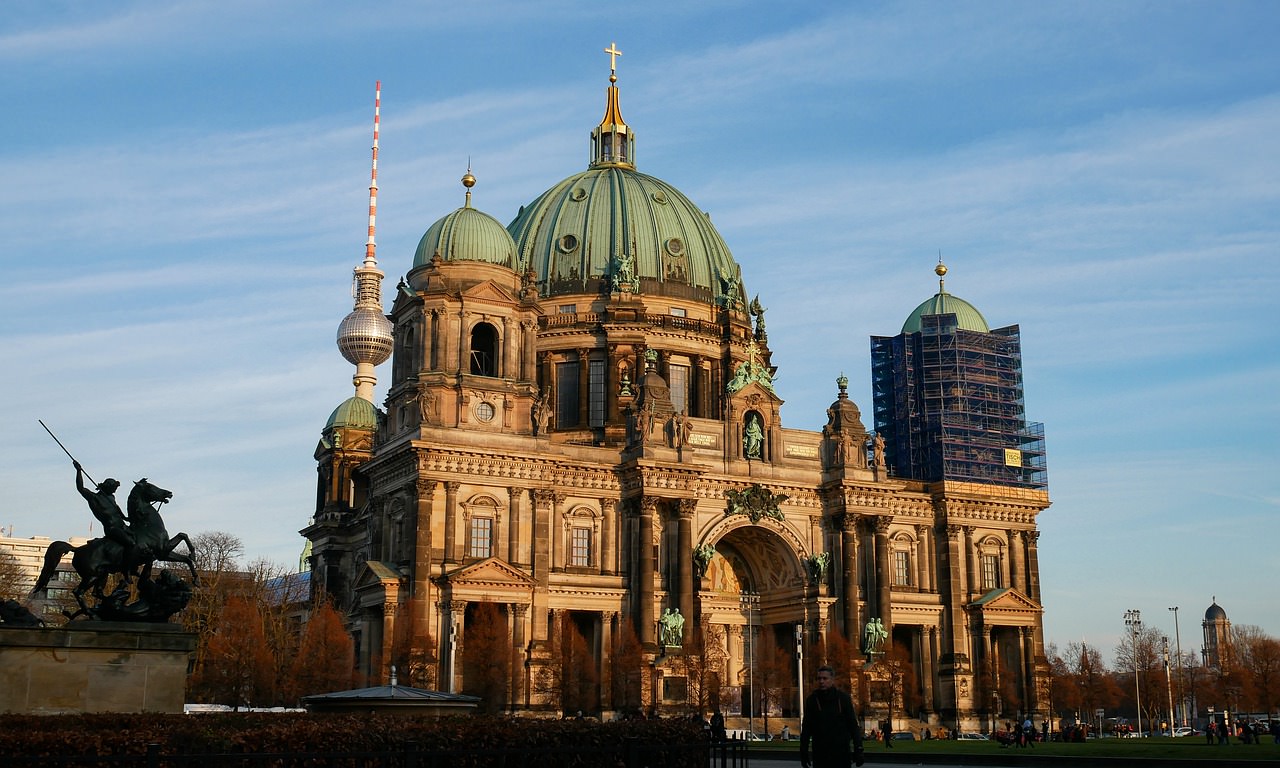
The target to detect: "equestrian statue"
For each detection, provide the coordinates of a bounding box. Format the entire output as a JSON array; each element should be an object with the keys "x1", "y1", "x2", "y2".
[{"x1": 27, "y1": 422, "x2": 198, "y2": 622}]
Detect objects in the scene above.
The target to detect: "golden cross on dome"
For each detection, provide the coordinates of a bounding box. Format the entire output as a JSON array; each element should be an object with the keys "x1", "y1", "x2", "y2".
[{"x1": 604, "y1": 42, "x2": 622, "y2": 75}]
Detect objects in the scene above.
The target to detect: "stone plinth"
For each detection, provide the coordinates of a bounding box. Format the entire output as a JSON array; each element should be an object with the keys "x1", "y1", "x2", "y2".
[{"x1": 0, "y1": 622, "x2": 196, "y2": 714}]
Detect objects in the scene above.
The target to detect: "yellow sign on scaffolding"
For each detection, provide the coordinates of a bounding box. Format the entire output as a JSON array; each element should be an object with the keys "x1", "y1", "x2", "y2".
[{"x1": 1004, "y1": 448, "x2": 1022, "y2": 467}]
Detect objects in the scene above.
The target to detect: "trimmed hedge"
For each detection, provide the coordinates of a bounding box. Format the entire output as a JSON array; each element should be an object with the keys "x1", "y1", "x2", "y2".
[{"x1": 0, "y1": 713, "x2": 708, "y2": 763}]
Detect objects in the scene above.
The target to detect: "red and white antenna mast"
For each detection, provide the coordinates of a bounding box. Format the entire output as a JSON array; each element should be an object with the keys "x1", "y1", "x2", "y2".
[{"x1": 364, "y1": 80, "x2": 381, "y2": 269}]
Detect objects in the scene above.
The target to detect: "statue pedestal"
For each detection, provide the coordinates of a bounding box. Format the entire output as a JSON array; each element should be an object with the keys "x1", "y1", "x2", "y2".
[{"x1": 0, "y1": 622, "x2": 196, "y2": 714}]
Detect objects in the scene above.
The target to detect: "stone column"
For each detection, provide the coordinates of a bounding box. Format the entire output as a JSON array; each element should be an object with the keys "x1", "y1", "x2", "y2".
[
  {"x1": 873, "y1": 516, "x2": 892, "y2": 637},
  {"x1": 841, "y1": 513, "x2": 860, "y2": 641},
  {"x1": 414, "y1": 479, "x2": 437, "y2": 643},
  {"x1": 429, "y1": 308, "x2": 441, "y2": 371},
  {"x1": 1026, "y1": 531, "x2": 1042, "y2": 602},
  {"x1": 944, "y1": 524, "x2": 969, "y2": 661},
  {"x1": 1010, "y1": 530, "x2": 1027, "y2": 594},
  {"x1": 601, "y1": 498, "x2": 617, "y2": 575},
  {"x1": 530, "y1": 490, "x2": 553, "y2": 640},
  {"x1": 449, "y1": 600, "x2": 466, "y2": 694},
  {"x1": 637, "y1": 497, "x2": 658, "y2": 645},
  {"x1": 677, "y1": 499, "x2": 696, "y2": 643},
  {"x1": 964, "y1": 526, "x2": 978, "y2": 596},
  {"x1": 380, "y1": 599, "x2": 399, "y2": 686},
  {"x1": 507, "y1": 486, "x2": 523, "y2": 565},
  {"x1": 916, "y1": 524, "x2": 932, "y2": 592},
  {"x1": 922, "y1": 625, "x2": 938, "y2": 711},
  {"x1": 600, "y1": 611, "x2": 616, "y2": 711},
  {"x1": 511, "y1": 603, "x2": 528, "y2": 708},
  {"x1": 443, "y1": 481, "x2": 460, "y2": 564},
  {"x1": 1020, "y1": 626, "x2": 1037, "y2": 714}
]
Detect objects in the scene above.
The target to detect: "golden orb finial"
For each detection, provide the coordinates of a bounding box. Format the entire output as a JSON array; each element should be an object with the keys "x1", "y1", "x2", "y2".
[{"x1": 935, "y1": 262, "x2": 948, "y2": 278}]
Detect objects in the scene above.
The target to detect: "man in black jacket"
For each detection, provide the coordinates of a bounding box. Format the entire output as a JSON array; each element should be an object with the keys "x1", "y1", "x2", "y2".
[{"x1": 800, "y1": 665, "x2": 865, "y2": 768}]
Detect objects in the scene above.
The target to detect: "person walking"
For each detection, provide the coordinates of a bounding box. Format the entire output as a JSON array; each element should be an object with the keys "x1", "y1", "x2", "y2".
[{"x1": 800, "y1": 666, "x2": 864, "y2": 768}]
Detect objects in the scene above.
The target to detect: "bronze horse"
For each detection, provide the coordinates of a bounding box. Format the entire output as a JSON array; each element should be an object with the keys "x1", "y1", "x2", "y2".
[{"x1": 31, "y1": 478, "x2": 198, "y2": 614}]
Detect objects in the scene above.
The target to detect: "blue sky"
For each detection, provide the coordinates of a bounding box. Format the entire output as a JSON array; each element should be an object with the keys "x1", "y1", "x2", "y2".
[{"x1": 2, "y1": 1, "x2": 1277, "y2": 664}]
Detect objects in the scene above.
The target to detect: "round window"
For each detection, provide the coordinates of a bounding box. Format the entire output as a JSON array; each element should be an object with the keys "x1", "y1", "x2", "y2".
[
  {"x1": 557, "y1": 234, "x2": 579, "y2": 253},
  {"x1": 665, "y1": 237, "x2": 685, "y2": 256},
  {"x1": 476, "y1": 402, "x2": 496, "y2": 422}
]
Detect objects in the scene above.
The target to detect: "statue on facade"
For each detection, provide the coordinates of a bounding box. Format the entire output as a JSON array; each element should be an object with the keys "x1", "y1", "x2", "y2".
[
  {"x1": 532, "y1": 389, "x2": 552, "y2": 436},
  {"x1": 612, "y1": 251, "x2": 636, "y2": 293},
  {"x1": 871, "y1": 432, "x2": 886, "y2": 469},
  {"x1": 806, "y1": 552, "x2": 830, "y2": 584},
  {"x1": 659, "y1": 608, "x2": 685, "y2": 648},
  {"x1": 693, "y1": 543, "x2": 716, "y2": 579},
  {"x1": 671, "y1": 410, "x2": 690, "y2": 448},
  {"x1": 862, "y1": 617, "x2": 888, "y2": 656}
]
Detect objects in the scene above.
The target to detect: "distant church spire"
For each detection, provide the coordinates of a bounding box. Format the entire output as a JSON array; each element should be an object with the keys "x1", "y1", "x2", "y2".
[
  {"x1": 336, "y1": 81, "x2": 394, "y2": 402},
  {"x1": 591, "y1": 42, "x2": 635, "y2": 169}
]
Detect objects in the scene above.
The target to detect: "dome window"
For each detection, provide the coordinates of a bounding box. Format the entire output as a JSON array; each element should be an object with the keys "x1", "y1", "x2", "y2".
[
  {"x1": 652, "y1": 190, "x2": 668, "y2": 205},
  {"x1": 558, "y1": 234, "x2": 580, "y2": 253},
  {"x1": 665, "y1": 237, "x2": 684, "y2": 256},
  {"x1": 570, "y1": 187, "x2": 588, "y2": 202}
]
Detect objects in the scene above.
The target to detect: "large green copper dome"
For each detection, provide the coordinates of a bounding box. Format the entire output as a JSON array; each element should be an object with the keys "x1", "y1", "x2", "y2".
[
  {"x1": 506, "y1": 63, "x2": 744, "y2": 305},
  {"x1": 508, "y1": 167, "x2": 741, "y2": 303}
]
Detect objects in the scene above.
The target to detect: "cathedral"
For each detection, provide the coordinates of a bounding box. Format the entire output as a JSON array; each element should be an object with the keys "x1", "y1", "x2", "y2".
[{"x1": 303, "y1": 49, "x2": 1051, "y2": 732}]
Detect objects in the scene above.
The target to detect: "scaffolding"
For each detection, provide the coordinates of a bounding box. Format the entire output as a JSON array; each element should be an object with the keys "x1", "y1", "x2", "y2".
[{"x1": 871, "y1": 313, "x2": 1047, "y2": 490}]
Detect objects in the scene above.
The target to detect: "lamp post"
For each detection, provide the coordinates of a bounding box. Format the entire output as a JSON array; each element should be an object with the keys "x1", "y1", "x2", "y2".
[
  {"x1": 1168, "y1": 606, "x2": 1184, "y2": 727},
  {"x1": 795, "y1": 623, "x2": 805, "y2": 727},
  {"x1": 1124, "y1": 610, "x2": 1143, "y2": 738},
  {"x1": 1163, "y1": 638, "x2": 1174, "y2": 737},
  {"x1": 740, "y1": 590, "x2": 760, "y2": 736}
]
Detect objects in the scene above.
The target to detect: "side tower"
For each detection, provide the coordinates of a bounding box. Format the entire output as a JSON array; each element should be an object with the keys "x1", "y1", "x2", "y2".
[
  {"x1": 869, "y1": 261, "x2": 1051, "y2": 730},
  {"x1": 306, "y1": 82, "x2": 394, "y2": 602},
  {"x1": 1202, "y1": 599, "x2": 1231, "y2": 670}
]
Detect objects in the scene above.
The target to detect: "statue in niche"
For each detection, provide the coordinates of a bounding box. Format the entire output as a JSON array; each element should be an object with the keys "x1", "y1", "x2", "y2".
[
  {"x1": 743, "y1": 413, "x2": 764, "y2": 459},
  {"x1": 871, "y1": 432, "x2": 886, "y2": 469},
  {"x1": 671, "y1": 410, "x2": 690, "y2": 448}
]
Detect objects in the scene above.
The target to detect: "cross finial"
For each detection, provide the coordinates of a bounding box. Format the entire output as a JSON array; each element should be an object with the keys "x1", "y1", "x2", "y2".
[{"x1": 604, "y1": 42, "x2": 622, "y2": 80}]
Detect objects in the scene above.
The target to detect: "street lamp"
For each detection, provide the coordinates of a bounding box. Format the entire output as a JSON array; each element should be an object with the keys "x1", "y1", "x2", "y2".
[
  {"x1": 1124, "y1": 610, "x2": 1144, "y2": 738},
  {"x1": 1163, "y1": 638, "x2": 1174, "y2": 737},
  {"x1": 740, "y1": 590, "x2": 760, "y2": 736},
  {"x1": 795, "y1": 623, "x2": 805, "y2": 726},
  {"x1": 1168, "y1": 606, "x2": 1184, "y2": 727}
]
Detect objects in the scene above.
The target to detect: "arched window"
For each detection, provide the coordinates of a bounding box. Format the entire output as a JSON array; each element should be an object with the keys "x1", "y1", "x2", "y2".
[{"x1": 469, "y1": 322, "x2": 499, "y2": 377}]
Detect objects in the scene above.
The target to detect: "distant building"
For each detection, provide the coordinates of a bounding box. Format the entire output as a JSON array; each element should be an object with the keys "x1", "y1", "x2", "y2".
[
  {"x1": 304, "y1": 54, "x2": 1051, "y2": 731},
  {"x1": 1201, "y1": 599, "x2": 1231, "y2": 670},
  {"x1": 0, "y1": 533, "x2": 88, "y2": 617}
]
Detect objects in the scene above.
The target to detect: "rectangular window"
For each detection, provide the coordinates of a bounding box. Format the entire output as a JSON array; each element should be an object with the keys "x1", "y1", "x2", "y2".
[
  {"x1": 589, "y1": 359, "x2": 606, "y2": 427},
  {"x1": 558, "y1": 304, "x2": 576, "y2": 314},
  {"x1": 555, "y1": 361, "x2": 580, "y2": 428},
  {"x1": 893, "y1": 550, "x2": 910, "y2": 586},
  {"x1": 669, "y1": 307, "x2": 687, "y2": 317},
  {"x1": 669, "y1": 363, "x2": 689, "y2": 416},
  {"x1": 981, "y1": 554, "x2": 999, "y2": 591},
  {"x1": 571, "y1": 526, "x2": 592, "y2": 567},
  {"x1": 468, "y1": 517, "x2": 493, "y2": 559}
]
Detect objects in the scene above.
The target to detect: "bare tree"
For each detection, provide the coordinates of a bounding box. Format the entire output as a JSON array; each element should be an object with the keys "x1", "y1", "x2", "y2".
[
  {"x1": 1115, "y1": 623, "x2": 1170, "y2": 731},
  {"x1": 611, "y1": 618, "x2": 646, "y2": 716},
  {"x1": 0, "y1": 551, "x2": 26, "y2": 602}
]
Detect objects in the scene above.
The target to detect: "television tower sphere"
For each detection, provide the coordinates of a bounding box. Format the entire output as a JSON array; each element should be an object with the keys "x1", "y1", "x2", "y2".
[{"x1": 337, "y1": 306, "x2": 393, "y2": 366}]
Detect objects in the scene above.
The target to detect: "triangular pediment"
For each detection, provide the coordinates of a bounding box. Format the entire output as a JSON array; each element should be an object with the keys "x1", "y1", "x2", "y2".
[
  {"x1": 439, "y1": 557, "x2": 535, "y2": 589},
  {"x1": 731, "y1": 381, "x2": 784, "y2": 406},
  {"x1": 353, "y1": 559, "x2": 403, "y2": 592},
  {"x1": 970, "y1": 587, "x2": 1042, "y2": 614},
  {"x1": 460, "y1": 280, "x2": 518, "y2": 305}
]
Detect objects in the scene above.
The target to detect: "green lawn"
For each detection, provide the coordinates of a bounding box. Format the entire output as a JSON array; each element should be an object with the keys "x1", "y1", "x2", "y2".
[{"x1": 751, "y1": 737, "x2": 1280, "y2": 761}]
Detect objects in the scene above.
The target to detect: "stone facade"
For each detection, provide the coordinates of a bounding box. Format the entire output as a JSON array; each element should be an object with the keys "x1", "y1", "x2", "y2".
[{"x1": 304, "y1": 62, "x2": 1050, "y2": 732}]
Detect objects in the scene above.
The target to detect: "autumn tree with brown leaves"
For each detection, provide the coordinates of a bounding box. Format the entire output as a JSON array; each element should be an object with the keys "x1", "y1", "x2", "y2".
[
  {"x1": 190, "y1": 594, "x2": 276, "y2": 707},
  {"x1": 461, "y1": 601, "x2": 510, "y2": 712},
  {"x1": 286, "y1": 599, "x2": 354, "y2": 703}
]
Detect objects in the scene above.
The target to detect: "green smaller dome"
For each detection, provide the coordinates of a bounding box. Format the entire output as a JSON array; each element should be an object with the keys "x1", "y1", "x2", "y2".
[
  {"x1": 412, "y1": 204, "x2": 517, "y2": 270},
  {"x1": 902, "y1": 290, "x2": 990, "y2": 333},
  {"x1": 326, "y1": 396, "x2": 379, "y2": 431}
]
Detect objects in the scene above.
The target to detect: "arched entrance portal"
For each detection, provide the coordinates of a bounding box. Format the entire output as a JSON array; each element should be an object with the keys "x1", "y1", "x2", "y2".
[{"x1": 695, "y1": 521, "x2": 810, "y2": 724}]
